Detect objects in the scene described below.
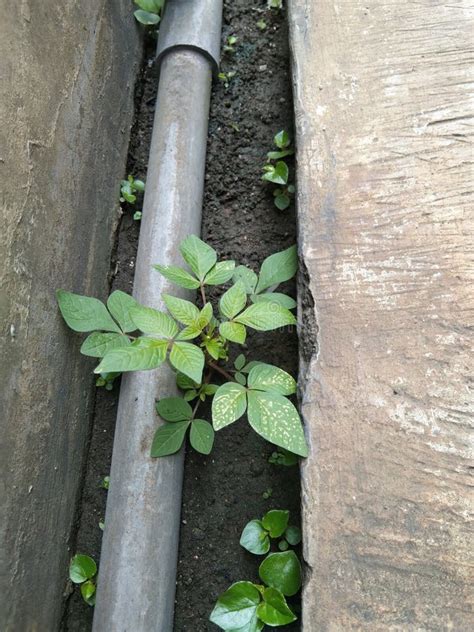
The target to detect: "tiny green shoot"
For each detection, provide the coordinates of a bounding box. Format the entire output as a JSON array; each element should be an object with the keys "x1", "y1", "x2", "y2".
[
  {"x1": 223, "y1": 35, "x2": 238, "y2": 53},
  {"x1": 69, "y1": 554, "x2": 97, "y2": 606},
  {"x1": 133, "y1": 0, "x2": 164, "y2": 26}
]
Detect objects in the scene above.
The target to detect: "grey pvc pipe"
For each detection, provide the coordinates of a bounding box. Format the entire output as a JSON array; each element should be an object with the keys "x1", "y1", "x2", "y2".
[{"x1": 92, "y1": 2, "x2": 222, "y2": 630}]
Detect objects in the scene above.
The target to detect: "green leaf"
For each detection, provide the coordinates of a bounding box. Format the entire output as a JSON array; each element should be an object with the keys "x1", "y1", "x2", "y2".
[
  {"x1": 80, "y1": 332, "x2": 130, "y2": 358},
  {"x1": 274, "y1": 130, "x2": 290, "y2": 149},
  {"x1": 176, "y1": 325, "x2": 202, "y2": 341},
  {"x1": 234, "y1": 303, "x2": 296, "y2": 331},
  {"x1": 204, "y1": 260, "x2": 236, "y2": 285},
  {"x1": 235, "y1": 372, "x2": 246, "y2": 386},
  {"x1": 267, "y1": 149, "x2": 294, "y2": 161},
  {"x1": 56, "y1": 290, "x2": 121, "y2": 333},
  {"x1": 247, "y1": 391, "x2": 308, "y2": 457},
  {"x1": 205, "y1": 338, "x2": 222, "y2": 360},
  {"x1": 134, "y1": 0, "x2": 162, "y2": 12},
  {"x1": 251, "y1": 292, "x2": 296, "y2": 309},
  {"x1": 176, "y1": 372, "x2": 200, "y2": 390},
  {"x1": 247, "y1": 363, "x2": 296, "y2": 396},
  {"x1": 209, "y1": 581, "x2": 261, "y2": 630},
  {"x1": 278, "y1": 539, "x2": 289, "y2": 551},
  {"x1": 233, "y1": 265, "x2": 258, "y2": 294},
  {"x1": 255, "y1": 245, "x2": 297, "y2": 293},
  {"x1": 131, "y1": 305, "x2": 178, "y2": 338},
  {"x1": 258, "y1": 551, "x2": 302, "y2": 596},
  {"x1": 94, "y1": 338, "x2": 168, "y2": 373},
  {"x1": 150, "y1": 420, "x2": 189, "y2": 457},
  {"x1": 169, "y1": 341, "x2": 204, "y2": 383},
  {"x1": 190, "y1": 420, "x2": 215, "y2": 455},
  {"x1": 274, "y1": 193, "x2": 291, "y2": 210},
  {"x1": 234, "y1": 354, "x2": 246, "y2": 370},
  {"x1": 256, "y1": 587, "x2": 296, "y2": 626},
  {"x1": 180, "y1": 235, "x2": 217, "y2": 281},
  {"x1": 240, "y1": 520, "x2": 270, "y2": 555},
  {"x1": 69, "y1": 554, "x2": 97, "y2": 584},
  {"x1": 156, "y1": 397, "x2": 192, "y2": 422},
  {"x1": 285, "y1": 525, "x2": 302, "y2": 546},
  {"x1": 212, "y1": 382, "x2": 247, "y2": 430},
  {"x1": 198, "y1": 302, "x2": 213, "y2": 328},
  {"x1": 80, "y1": 580, "x2": 96, "y2": 606},
  {"x1": 134, "y1": 9, "x2": 160, "y2": 24},
  {"x1": 262, "y1": 510, "x2": 289, "y2": 538},
  {"x1": 219, "y1": 321, "x2": 247, "y2": 344},
  {"x1": 153, "y1": 264, "x2": 200, "y2": 290},
  {"x1": 163, "y1": 294, "x2": 200, "y2": 325},
  {"x1": 241, "y1": 361, "x2": 264, "y2": 374},
  {"x1": 226, "y1": 614, "x2": 264, "y2": 632},
  {"x1": 106, "y1": 291, "x2": 138, "y2": 332},
  {"x1": 262, "y1": 161, "x2": 288, "y2": 185},
  {"x1": 220, "y1": 281, "x2": 247, "y2": 319}
]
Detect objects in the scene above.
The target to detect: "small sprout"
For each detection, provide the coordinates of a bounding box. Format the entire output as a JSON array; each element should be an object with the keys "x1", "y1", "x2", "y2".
[
  {"x1": 256, "y1": 19, "x2": 267, "y2": 31},
  {"x1": 101, "y1": 476, "x2": 110, "y2": 490},
  {"x1": 133, "y1": 211, "x2": 142, "y2": 221},
  {"x1": 99, "y1": 521, "x2": 105, "y2": 531},
  {"x1": 268, "y1": 447, "x2": 299, "y2": 466},
  {"x1": 229, "y1": 121, "x2": 240, "y2": 132},
  {"x1": 120, "y1": 175, "x2": 145, "y2": 205},
  {"x1": 262, "y1": 487, "x2": 273, "y2": 499},
  {"x1": 95, "y1": 372, "x2": 120, "y2": 390},
  {"x1": 69, "y1": 554, "x2": 97, "y2": 606},
  {"x1": 223, "y1": 35, "x2": 238, "y2": 53},
  {"x1": 133, "y1": 0, "x2": 163, "y2": 26},
  {"x1": 268, "y1": 0, "x2": 284, "y2": 9},
  {"x1": 262, "y1": 161, "x2": 288, "y2": 185},
  {"x1": 218, "y1": 71, "x2": 236, "y2": 88},
  {"x1": 263, "y1": 132, "x2": 295, "y2": 209},
  {"x1": 278, "y1": 539, "x2": 289, "y2": 551}
]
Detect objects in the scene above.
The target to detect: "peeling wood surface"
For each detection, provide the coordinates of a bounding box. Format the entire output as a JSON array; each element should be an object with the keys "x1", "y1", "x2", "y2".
[{"x1": 289, "y1": 0, "x2": 474, "y2": 629}]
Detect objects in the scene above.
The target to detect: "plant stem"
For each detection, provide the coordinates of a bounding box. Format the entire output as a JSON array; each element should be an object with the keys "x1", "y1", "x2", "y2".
[
  {"x1": 200, "y1": 283, "x2": 206, "y2": 305},
  {"x1": 207, "y1": 360, "x2": 233, "y2": 382}
]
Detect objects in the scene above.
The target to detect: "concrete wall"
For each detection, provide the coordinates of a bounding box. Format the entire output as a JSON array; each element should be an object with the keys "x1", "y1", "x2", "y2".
[
  {"x1": 0, "y1": 2, "x2": 141, "y2": 629},
  {"x1": 289, "y1": 0, "x2": 473, "y2": 629}
]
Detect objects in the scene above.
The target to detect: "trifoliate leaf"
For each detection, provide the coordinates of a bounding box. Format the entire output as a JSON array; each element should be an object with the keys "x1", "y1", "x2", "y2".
[
  {"x1": 56, "y1": 290, "x2": 121, "y2": 333},
  {"x1": 212, "y1": 382, "x2": 247, "y2": 430},
  {"x1": 80, "y1": 332, "x2": 130, "y2": 358}
]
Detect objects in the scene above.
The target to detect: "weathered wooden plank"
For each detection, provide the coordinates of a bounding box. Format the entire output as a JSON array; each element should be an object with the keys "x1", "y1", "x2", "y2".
[{"x1": 289, "y1": 0, "x2": 474, "y2": 628}]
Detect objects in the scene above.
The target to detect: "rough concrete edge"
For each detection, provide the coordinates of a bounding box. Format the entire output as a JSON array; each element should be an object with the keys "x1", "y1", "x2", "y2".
[{"x1": 287, "y1": 0, "x2": 319, "y2": 611}]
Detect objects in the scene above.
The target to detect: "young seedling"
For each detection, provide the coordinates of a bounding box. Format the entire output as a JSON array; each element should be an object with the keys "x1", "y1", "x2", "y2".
[
  {"x1": 218, "y1": 70, "x2": 236, "y2": 88},
  {"x1": 56, "y1": 236, "x2": 308, "y2": 459},
  {"x1": 268, "y1": 447, "x2": 299, "y2": 466},
  {"x1": 69, "y1": 554, "x2": 97, "y2": 606},
  {"x1": 256, "y1": 19, "x2": 267, "y2": 31},
  {"x1": 95, "y1": 371, "x2": 120, "y2": 390},
  {"x1": 119, "y1": 174, "x2": 145, "y2": 205},
  {"x1": 133, "y1": 0, "x2": 164, "y2": 26},
  {"x1": 268, "y1": 0, "x2": 284, "y2": 9},
  {"x1": 101, "y1": 475, "x2": 110, "y2": 490},
  {"x1": 240, "y1": 509, "x2": 301, "y2": 555},
  {"x1": 263, "y1": 131, "x2": 295, "y2": 210},
  {"x1": 211, "y1": 514, "x2": 302, "y2": 629},
  {"x1": 223, "y1": 35, "x2": 238, "y2": 53}
]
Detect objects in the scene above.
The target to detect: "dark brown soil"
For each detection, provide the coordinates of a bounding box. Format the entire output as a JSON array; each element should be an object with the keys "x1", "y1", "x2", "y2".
[
  {"x1": 62, "y1": 2, "x2": 300, "y2": 630},
  {"x1": 174, "y1": 3, "x2": 300, "y2": 631}
]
